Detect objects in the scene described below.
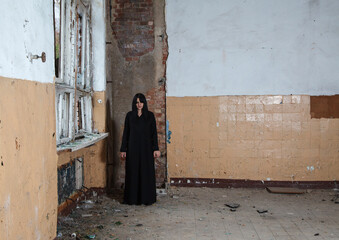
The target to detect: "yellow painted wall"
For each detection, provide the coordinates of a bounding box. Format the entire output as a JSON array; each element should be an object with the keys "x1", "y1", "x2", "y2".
[
  {"x1": 57, "y1": 91, "x2": 107, "y2": 188},
  {"x1": 0, "y1": 77, "x2": 57, "y2": 239},
  {"x1": 167, "y1": 96, "x2": 339, "y2": 181}
]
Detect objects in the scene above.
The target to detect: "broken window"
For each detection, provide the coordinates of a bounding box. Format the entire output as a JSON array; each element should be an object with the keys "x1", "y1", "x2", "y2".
[{"x1": 54, "y1": 0, "x2": 93, "y2": 146}]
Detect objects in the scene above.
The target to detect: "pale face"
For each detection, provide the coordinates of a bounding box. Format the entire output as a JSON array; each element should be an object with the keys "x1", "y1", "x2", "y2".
[{"x1": 136, "y1": 98, "x2": 144, "y2": 111}]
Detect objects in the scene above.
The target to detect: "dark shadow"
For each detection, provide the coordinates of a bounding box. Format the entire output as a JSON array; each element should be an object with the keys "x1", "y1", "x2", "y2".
[{"x1": 106, "y1": 99, "x2": 114, "y2": 193}]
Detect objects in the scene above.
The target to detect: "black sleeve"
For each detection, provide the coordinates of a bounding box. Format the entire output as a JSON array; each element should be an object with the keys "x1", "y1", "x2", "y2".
[
  {"x1": 151, "y1": 112, "x2": 159, "y2": 151},
  {"x1": 120, "y1": 113, "x2": 130, "y2": 152}
]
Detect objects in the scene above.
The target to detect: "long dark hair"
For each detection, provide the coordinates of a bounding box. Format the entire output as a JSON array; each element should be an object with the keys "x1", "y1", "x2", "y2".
[{"x1": 132, "y1": 93, "x2": 149, "y2": 117}]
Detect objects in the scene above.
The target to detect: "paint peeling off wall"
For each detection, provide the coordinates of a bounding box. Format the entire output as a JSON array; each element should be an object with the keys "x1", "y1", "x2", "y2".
[
  {"x1": 0, "y1": 77, "x2": 58, "y2": 239},
  {"x1": 167, "y1": 96, "x2": 339, "y2": 181}
]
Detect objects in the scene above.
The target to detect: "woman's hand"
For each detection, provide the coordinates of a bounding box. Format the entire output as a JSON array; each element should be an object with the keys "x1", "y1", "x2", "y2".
[
  {"x1": 153, "y1": 150, "x2": 161, "y2": 158},
  {"x1": 120, "y1": 152, "x2": 126, "y2": 159}
]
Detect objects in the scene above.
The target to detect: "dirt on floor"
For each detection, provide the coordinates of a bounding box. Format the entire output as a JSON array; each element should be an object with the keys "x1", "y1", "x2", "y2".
[{"x1": 57, "y1": 187, "x2": 339, "y2": 240}]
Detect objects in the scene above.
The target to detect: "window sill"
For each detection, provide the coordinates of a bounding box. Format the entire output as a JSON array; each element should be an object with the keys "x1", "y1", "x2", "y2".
[{"x1": 57, "y1": 132, "x2": 109, "y2": 153}]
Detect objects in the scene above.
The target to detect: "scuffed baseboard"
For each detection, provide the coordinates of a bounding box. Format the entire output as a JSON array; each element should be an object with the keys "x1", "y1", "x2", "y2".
[{"x1": 170, "y1": 178, "x2": 338, "y2": 189}]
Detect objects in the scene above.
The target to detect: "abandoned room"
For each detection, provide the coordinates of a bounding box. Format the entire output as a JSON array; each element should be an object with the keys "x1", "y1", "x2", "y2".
[{"x1": 1, "y1": 0, "x2": 339, "y2": 239}]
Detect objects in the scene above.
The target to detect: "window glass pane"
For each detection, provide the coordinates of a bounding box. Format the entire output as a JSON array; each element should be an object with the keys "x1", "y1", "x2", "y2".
[
  {"x1": 61, "y1": 92, "x2": 70, "y2": 138},
  {"x1": 54, "y1": 0, "x2": 61, "y2": 78},
  {"x1": 76, "y1": 12, "x2": 84, "y2": 87},
  {"x1": 85, "y1": 17, "x2": 91, "y2": 89},
  {"x1": 76, "y1": 94, "x2": 92, "y2": 134},
  {"x1": 57, "y1": 92, "x2": 71, "y2": 140},
  {"x1": 76, "y1": 97, "x2": 83, "y2": 133}
]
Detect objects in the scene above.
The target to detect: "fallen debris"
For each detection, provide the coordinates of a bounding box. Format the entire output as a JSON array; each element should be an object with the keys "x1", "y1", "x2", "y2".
[
  {"x1": 225, "y1": 203, "x2": 240, "y2": 209},
  {"x1": 266, "y1": 187, "x2": 305, "y2": 194},
  {"x1": 156, "y1": 188, "x2": 167, "y2": 196},
  {"x1": 314, "y1": 233, "x2": 320, "y2": 236},
  {"x1": 86, "y1": 234, "x2": 96, "y2": 239},
  {"x1": 225, "y1": 203, "x2": 240, "y2": 212},
  {"x1": 257, "y1": 209, "x2": 268, "y2": 214},
  {"x1": 331, "y1": 192, "x2": 339, "y2": 203},
  {"x1": 82, "y1": 214, "x2": 93, "y2": 217}
]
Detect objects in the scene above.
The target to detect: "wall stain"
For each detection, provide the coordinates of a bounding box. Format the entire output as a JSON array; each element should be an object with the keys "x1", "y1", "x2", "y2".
[
  {"x1": 166, "y1": 120, "x2": 172, "y2": 143},
  {"x1": 15, "y1": 138, "x2": 20, "y2": 150}
]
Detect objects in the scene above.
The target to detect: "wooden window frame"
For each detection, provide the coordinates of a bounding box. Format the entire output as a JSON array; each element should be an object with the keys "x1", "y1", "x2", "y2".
[{"x1": 54, "y1": 0, "x2": 93, "y2": 146}]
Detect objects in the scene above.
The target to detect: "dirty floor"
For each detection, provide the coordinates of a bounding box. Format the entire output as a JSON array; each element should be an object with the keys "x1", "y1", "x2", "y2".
[{"x1": 57, "y1": 187, "x2": 339, "y2": 240}]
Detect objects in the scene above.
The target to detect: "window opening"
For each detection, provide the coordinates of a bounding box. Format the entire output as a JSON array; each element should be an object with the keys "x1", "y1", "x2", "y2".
[
  {"x1": 54, "y1": 0, "x2": 93, "y2": 146},
  {"x1": 54, "y1": 0, "x2": 61, "y2": 78}
]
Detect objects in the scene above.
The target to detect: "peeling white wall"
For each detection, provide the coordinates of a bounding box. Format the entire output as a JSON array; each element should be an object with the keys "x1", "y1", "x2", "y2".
[
  {"x1": 0, "y1": 0, "x2": 54, "y2": 83},
  {"x1": 92, "y1": 0, "x2": 106, "y2": 92},
  {"x1": 166, "y1": 0, "x2": 339, "y2": 97}
]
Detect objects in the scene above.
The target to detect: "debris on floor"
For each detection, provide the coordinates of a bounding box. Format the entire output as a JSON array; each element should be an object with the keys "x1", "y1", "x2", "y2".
[
  {"x1": 257, "y1": 209, "x2": 268, "y2": 214},
  {"x1": 56, "y1": 188, "x2": 338, "y2": 239},
  {"x1": 225, "y1": 203, "x2": 240, "y2": 208},
  {"x1": 86, "y1": 234, "x2": 96, "y2": 239},
  {"x1": 331, "y1": 191, "x2": 339, "y2": 204},
  {"x1": 225, "y1": 203, "x2": 240, "y2": 212},
  {"x1": 96, "y1": 225, "x2": 104, "y2": 229},
  {"x1": 156, "y1": 188, "x2": 167, "y2": 196}
]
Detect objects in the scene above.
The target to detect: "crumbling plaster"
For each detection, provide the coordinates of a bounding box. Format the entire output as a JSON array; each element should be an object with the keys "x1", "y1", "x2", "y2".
[{"x1": 0, "y1": 77, "x2": 58, "y2": 239}]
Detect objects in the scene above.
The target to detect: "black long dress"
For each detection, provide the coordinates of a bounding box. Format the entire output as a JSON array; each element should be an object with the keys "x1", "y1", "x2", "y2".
[{"x1": 120, "y1": 110, "x2": 159, "y2": 205}]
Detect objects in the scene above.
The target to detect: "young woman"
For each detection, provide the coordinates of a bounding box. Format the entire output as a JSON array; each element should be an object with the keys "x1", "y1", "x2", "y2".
[{"x1": 120, "y1": 93, "x2": 161, "y2": 205}]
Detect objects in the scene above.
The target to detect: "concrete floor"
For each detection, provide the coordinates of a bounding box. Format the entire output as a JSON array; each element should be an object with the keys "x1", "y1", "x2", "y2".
[{"x1": 57, "y1": 187, "x2": 339, "y2": 240}]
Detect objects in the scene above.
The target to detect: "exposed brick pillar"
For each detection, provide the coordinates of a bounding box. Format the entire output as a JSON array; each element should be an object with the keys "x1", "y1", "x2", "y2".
[
  {"x1": 146, "y1": 84, "x2": 166, "y2": 185},
  {"x1": 106, "y1": 0, "x2": 167, "y2": 189}
]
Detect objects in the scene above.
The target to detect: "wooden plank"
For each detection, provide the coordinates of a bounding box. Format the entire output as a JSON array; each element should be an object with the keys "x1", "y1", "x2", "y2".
[{"x1": 266, "y1": 187, "x2": 306, "y2": 194}]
